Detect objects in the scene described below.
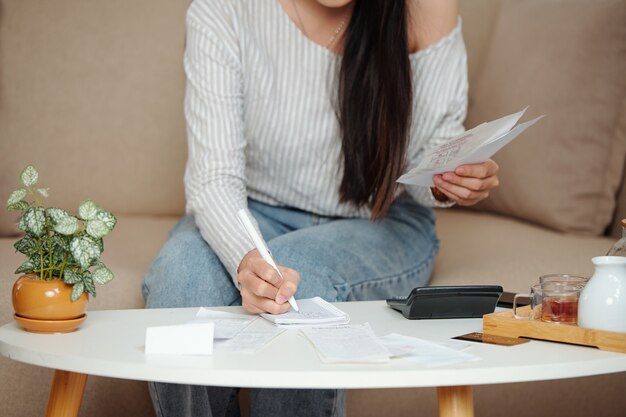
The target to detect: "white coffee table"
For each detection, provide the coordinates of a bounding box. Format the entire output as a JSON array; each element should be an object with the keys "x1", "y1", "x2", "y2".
[{"x1": 1, "y1": 300, "x2": 626, "y2": 417}]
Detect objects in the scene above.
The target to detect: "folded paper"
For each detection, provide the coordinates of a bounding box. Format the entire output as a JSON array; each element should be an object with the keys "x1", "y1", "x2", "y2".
[{"x1": 397, "y1": 108, "x2": 544, "y2": 187}]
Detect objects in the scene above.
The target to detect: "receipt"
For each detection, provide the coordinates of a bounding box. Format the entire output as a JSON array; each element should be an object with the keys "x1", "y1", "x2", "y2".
[
  {"x1": 379, "y1": 333, "x2": 481, "y2": 367},
  {"x1": 300, "y1": 323, "x2": 391, "y2": 363},
  {"x1": 191, "y1": 308, "x2": 257, "y2": 339}
]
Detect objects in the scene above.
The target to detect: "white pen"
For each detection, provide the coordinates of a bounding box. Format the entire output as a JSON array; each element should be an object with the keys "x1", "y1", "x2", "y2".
[{"x1": 236, "y1": 209, "x2": 300, "y2": 312}]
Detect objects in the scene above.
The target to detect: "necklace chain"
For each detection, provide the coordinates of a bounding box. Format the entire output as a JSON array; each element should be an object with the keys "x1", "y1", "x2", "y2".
[{"x1": 291, "y1": 0, "x2": 347, "y2": 49}]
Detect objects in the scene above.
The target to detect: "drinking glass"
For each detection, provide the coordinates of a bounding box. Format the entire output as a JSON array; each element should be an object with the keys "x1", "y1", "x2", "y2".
[{"x1": 513, "y1": 283, "x2": 581, "y2": 324}]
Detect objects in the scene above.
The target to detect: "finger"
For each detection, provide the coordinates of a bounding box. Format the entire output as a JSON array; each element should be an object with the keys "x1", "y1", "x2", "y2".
[
  {"x1": 275, "y1": 267, "x2": 299, "y2": 305},
  {"x1": 455, "y1": 159, "x2": 499, "y2": 179},
  {"x1": 443, "y1": 181, "x2": 490, "y2": 204},
  {"x1": 241, "y1": 287, "x2": 291, "y2": 315},
  {"x1": 252, "y1": 279, "x2": 280, "y2": 300},
  {"x1": 277, "y1": 265, "x2": 300, "y2": 286},
  {"x1": 441, "y1": 172, "x2": 499, "y2": 192},
  {"x1": 431, "y1": 184, "x2": 460, "y2": 203},
  {"x1": 250, "y1": 257, "x2": 284, "y2": 288},
  {"x1": 441, "y1": 172, "x2": 486, "y2": 191},
  {"x1": 238, "y1": 250, "x2": 284, "y2": 288},
  {"x1": 434, "y1": 177, "x2": 490, "y2": 205},
  {"x1": 238, "y1": 267, "x2": 280, "y2": 299},
  {"x1": 275, "y1": 280, "x2": 298, "y2": 305}
]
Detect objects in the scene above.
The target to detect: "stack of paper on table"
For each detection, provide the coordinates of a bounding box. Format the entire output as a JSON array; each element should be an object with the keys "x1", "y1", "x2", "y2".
[
  {"x1": 261, "y1": 297, "x2": 350, "y2": 326},
  {"x1": 397, "y1": 107, "x2": 544, "y2": 187},
  {"x1": 145, "y1": 308, "x2": 278, "y2": 355},
  {"x1": 300, "y1": 324, "x2": 481, "y2": 365},
  {"x1": 190, "y1": 308, "x2": 257, "y2": 339},
  {"x1": 213, "y1": 327, "x2": 285, "y2": 353},
  {"x1": 191, "y1": 308, "x2": 285, "y2": 353}
]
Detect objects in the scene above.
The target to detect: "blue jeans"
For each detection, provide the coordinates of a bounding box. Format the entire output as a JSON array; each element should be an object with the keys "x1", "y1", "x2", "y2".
[{"x1": 142, "y1": 196, "x2": 438, "y2": 417}]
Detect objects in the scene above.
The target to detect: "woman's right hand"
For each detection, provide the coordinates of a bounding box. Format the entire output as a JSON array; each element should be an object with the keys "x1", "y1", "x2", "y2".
[{"x1": 237, "y1": 249, "x2": 299, "y2": 314}]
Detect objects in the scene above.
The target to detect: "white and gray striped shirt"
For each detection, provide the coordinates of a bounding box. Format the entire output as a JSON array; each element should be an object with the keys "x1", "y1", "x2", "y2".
[{"x1": 183, "y1": 0, "x2": 468, "y2": 283}]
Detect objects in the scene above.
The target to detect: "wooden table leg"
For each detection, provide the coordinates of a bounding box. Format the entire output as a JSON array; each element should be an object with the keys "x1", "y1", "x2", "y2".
[
  {"x1": 45, "y1": 370, "x2": 88, "y2": 417},
  {"x1": 437, "y1": 385, "x2": 474, "y2": 417}
]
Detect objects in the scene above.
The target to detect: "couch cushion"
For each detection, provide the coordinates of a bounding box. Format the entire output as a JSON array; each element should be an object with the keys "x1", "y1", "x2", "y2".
[
  {"x1": 466, "y1": 0, "x2": 626, "y2": 236},
  {"x1": 431, "y1": 209, "x2": 614, "y2": 293}
]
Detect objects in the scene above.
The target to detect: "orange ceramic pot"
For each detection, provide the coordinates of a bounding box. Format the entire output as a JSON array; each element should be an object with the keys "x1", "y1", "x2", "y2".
[{"x1": 12, "y1": 275, "x2": 88, "y2": 321}]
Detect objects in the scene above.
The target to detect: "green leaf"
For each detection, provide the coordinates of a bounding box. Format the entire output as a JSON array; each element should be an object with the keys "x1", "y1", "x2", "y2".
[
  {"x1": 53, "y1": 216, "x2": 79, "y2": 235},
  {"x1": 46, "y1": 208, "x2": 70, "y2": 223},
  {"x1": 86, "y1": 219, "x2": 109, "y2": 238},
  {"x1": 85, "y1": 211, "x2": 116, "y2": 238},
  {"x1": 14, "y1": 236, "x2": 37, "y2": 256},
  {"x1": 70, "y1": 235, "x2": 102, "y2": 270},
  {"x1": 92, "y1": 266, "x2": 114, "y2": 285},
  {"x1": 48, "y1": 208, "x2": 80, "y2": 235},
  {"x1": 6, "y1": 189, "x2": 27, "y2": 207},
  {"x1": 15, "y1": 258, "x2": 36, "y2": 274},
  {"x1": 51, "y1": 249, "x2": 65, "y2": 268},
  {"x1": 36, "y1": 188, "x2": 49, "y2": 198},
  {"x1": 71, "y1": 282, "x2": 85, "y2": 302},
  {"x1": 7, "y1": 201, "x2": 29, "y2": 211},
  {"x1": 28, "y1": 254, "x2": 46, "y2": 270},
  {"x1": 52, "y1": 234, "x2": 70, "y2": 252},
  {"x1": 95, "y1": 211, "x2": 116, "y2": 231},
  {"x1": 78, "y1": 199, "x2": 98, "y2": 220},
  {"x1": 18, "y1": 207, "x2": 45, "y2": 236},
  {"x1": 63, "y1": 269, "x2": 83, "y2": 284},
  {"x1": 83, "y1": 274, "x2": 96, "y2": 297},
  {"x1": 20, "y1": 165, "x2": 38, "y2": 187}
]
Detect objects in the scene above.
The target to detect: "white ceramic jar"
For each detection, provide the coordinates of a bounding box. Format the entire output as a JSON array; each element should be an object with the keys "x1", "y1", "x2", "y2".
[{"x1": 578, "y1": 256, "x2": 626, "y2": 333}]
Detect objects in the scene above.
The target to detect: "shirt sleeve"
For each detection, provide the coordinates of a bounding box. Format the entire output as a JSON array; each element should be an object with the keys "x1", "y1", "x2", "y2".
[
  {"x1": 183, "y1": 3, "x2": 257, "y2": 285},
  {"x1": 403, "y1": 22, "x2": 469, "y2": 208}
]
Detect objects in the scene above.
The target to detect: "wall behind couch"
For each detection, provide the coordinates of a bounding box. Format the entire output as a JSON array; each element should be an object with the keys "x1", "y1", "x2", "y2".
[{"x1": 0, "y1": 0, "x2": 192, "y2": 235}]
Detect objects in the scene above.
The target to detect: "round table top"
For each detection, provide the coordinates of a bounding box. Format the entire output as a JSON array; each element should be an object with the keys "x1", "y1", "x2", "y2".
[{"x1": 1, "y1": 301, "x2": 625, "y2": 389}]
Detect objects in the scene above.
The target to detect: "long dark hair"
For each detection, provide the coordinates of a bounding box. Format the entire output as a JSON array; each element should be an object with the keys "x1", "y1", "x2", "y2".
[{"x1": 337, "y1": 0, "x2": 412, "y2": 219}]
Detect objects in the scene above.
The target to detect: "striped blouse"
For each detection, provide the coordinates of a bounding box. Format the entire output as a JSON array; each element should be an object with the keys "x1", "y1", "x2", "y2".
[{"x1": 183, "y1": 0, "x2": 468, "y2": 283}]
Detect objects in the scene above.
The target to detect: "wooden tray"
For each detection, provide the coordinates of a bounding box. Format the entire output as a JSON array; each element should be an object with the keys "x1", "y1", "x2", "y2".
[{"x1": 482, "y1": 306, "x2": 626, "y2": 353}]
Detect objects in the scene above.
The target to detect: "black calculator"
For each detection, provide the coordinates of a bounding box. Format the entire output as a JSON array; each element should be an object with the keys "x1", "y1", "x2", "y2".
[{"x1": 386, "y1": 285, "x2": 503, "y2": 319}]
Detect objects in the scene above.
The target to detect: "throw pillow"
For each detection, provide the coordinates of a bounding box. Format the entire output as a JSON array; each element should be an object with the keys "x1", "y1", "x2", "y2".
[{"x1": 467, "y1": 0, "x2": 626, "y2": 235}]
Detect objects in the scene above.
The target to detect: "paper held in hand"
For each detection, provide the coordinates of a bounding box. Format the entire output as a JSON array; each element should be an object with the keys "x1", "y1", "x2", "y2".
[{"x1": 397, "y1": 107, "x2": 544, "y2": 187}]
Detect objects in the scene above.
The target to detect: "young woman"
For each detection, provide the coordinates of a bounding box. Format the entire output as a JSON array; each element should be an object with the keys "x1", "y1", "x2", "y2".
[{"x1": 142, "y1": 0, "x2": 499, "y2": 416}]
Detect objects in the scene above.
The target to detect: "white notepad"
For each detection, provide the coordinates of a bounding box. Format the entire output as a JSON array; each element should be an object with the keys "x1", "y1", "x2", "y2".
[{"x1": 260, "y1": 297, "x2": 350, "y2": 326}]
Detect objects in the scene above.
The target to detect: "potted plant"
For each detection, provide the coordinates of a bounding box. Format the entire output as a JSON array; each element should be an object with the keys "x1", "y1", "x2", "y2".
[{"x1": 6, "y1": 165, "x2": 116, "y2": 333}]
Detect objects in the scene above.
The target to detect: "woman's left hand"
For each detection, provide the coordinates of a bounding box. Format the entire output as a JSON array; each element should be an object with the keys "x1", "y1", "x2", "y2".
[{"x1": 432, "y1": 158, "x2": 499, "y2": 206}]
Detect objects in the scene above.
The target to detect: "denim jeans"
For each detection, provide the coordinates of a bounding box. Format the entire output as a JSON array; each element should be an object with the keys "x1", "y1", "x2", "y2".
[{"x1": 141, "y1": 196, "x2": 438, "y2": 417}]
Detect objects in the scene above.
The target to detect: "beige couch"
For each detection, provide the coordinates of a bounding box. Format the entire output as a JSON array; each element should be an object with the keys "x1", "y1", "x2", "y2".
[{"x1": 1, "y1": 0, "x2": 625, "y2": 416}]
